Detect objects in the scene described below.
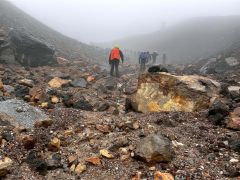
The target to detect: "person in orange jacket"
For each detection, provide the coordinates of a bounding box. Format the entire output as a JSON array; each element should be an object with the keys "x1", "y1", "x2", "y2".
[{"x1": 109, "y1": 45, "x2": 124, "y2": 77}]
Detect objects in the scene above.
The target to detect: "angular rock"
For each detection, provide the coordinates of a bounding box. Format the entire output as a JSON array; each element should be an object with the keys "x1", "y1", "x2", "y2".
[
  {"x1": 29, "y1": 87, "x2": 46, "y2": 102},
  {"x1": 9, "y1": 30, "x2": 57, "y2": 67},
  {"x1": 86, "y1": 156, "x2": 101, "y2": 165},
  {"x1": 73, "y1": 99, "x2": 93, "y2": 111},
  {"x1": 134, "y1": 134, "x2": 174, "y2": 163},
  {"x1": 0, "y1": 157, "x2": 13, "y2": 177},
  {"x1": 129, "y1": 73, "x2": 220, "y2": 113},
  {"x1": 3, "y1": 85, "x2": 14, "y2": 95},
  {"x1": 26, "y1": 151, "x2": 48, "y2": 174},
  {"x1": 96, "y1": 124, "x2": 110, "y2": 133},
  {"x1": 15, "y1": 85, "x2": 29, "y2": 98},
  {"x1": 75, "y1": 164, "x2": 86, "y2": 175},
  {"x1": 227, "y1": 107, "x2": 240, "y2": 130},
  {"x1": 104, "y1": 78, "x2": 117, "y2": 90},
  {"x1": 0, "y1": 79, "x2": 3, "y2": 91},
  {"x1": 148, "y1": 65, "x2": 168, "y2": 73},
  {"x1": 46, "y1": 153, "x2": 62, "y2": 170},
  {"x1": 48, "y1": 137, "x2": 61, "y2": 152},
  {"x1": 0, "y1": 99, "x2": 49, "y2": 128},
  {"x1": 56, "y1": 57, "x2": 70, "y2": 66},
  {"x1": 0, "y1": 112, "x2": 18, "y2": 127},
  {"x1": 87, "y1": 76, "x2": 95, "y2": 83},
  {"x1": 154, "y1": 171, "x2": 174, "y2": 180},
  {"x1": 48, "y1": 77, "x2": 71, "y2": 88},
  {"x1": 100, "y1": 149, "x2": 114, "y2": 159},
  {"x1": 18, "y1": 79, "x2": 34, "y2": 88},
  {"x1": 70, "y1": 78, "x2": 87, "y2": 88},
  {"x1": 51, "y1": 96, "x2": 59, "y2": 104},
  {"x1": 96, "y1": 102, "x2": 110, "y2": 112},
  {"x1": 68, "y1": 155, "x2": 77, "y2": 165},
  {"x1": 208, "y1": 100, "x2": 229, "y2": 125},
  {"x1": 22, "y1": 135, "x2": 35, "y2": 149}
]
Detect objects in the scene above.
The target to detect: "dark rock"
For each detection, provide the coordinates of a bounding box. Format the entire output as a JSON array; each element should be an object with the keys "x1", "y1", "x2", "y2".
[
  {"x1": 15, "y1": 85, "x2": 29, "y2": 98},
  {"x1": 8, "y1": 30, "x2": 57, "y2": 67},
  {"x1": 225, "y1": 164, "x2": 240, "y2": 178},
  {"x1": 70, "y1": 78, "x2": 87, "y2": 88},
  {"x1": 73, "y1": 99, "x2": 93, "y2": 111},
  {"x1": 62, "y1": 93, "x2": 73, "y2": 107},
  {"x1": 22, "y1": 135, "x2": 35, "y2": 149},
  {"x1": 46, "y1": 153, "x2": 62, "y2": 170},
  {"x1": 208, "y1": 100, "x2": 229, "y2": 125},
  {"x1": 229, "y1": 140, "x2": 240, "y2": 153},
  {"x1": 97, "y1": 102, "x2": 110, "y2": 112},
  {"x1": 26, "y1": 151, "x2": 48, "y2": 175},
  {"x1": 148, "y1": 65, "x2": 168, "y2": 73},
  {"x1": 1, "y1": 131, "x2": 14, "y2": 141},
  {"x1": 134, "y1": 134, "x2": 174, "y2": 163},
  {"x1": 104, "y1": 78, "x2": 117, "y2": 90}
]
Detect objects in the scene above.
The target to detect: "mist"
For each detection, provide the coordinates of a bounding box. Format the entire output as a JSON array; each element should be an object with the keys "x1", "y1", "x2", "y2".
[{"x1": 8, "y1": 0, "x2": 240, "y2": 43}]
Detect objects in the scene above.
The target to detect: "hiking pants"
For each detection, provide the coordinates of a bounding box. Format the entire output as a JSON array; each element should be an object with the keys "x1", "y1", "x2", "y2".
[
  {"x1": 140, "y1": 59, "x2": 146, "y2": 72},
  {"x1": 110, "y1": 59, "x2": 120, "y2": 77}
]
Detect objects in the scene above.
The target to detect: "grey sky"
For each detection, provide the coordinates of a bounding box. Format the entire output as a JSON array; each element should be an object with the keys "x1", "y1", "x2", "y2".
[{"x1": 9, "y1": 0, "x2": 240, "y2": 43}]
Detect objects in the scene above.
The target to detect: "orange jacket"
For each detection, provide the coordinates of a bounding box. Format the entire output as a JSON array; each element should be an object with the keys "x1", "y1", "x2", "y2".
[
  {"x1": 109, "y1": 48, "x2": 124, "y2": 62},
  {"x1": 110, "y1": 48, "x2": 121, "y2": 60}
]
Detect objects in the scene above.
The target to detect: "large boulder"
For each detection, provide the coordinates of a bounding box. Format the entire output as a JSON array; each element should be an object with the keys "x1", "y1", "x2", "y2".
[
  {"x1": 0, "y1": 99, "x2": 49, "y2": 128},
  {"x1": 134, "y1": 134, "x2": 174, "y2": 163},
  {"x1": 129, "y1": 73, "x2": 220, "y2": 112},
  {"x1": 8, "y1": 30, "x2": 57, "y2": 67}
]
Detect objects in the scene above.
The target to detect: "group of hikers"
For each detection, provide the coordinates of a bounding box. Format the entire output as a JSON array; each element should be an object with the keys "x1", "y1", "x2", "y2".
[{"x1": 108, "y1": 45, "x2": 167, "y2": 77}]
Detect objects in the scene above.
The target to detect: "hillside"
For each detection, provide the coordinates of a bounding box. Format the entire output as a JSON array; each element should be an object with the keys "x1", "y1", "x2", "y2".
[
  {"x1": 100, "y1": 16, "x2": 240, "y2": 64},
  {"x1": 0, "y1": 0, "x2": 104, "y2": 63}
]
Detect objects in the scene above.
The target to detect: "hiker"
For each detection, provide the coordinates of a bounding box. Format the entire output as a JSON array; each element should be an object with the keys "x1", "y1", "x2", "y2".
[
  {"x1": 109, "y1": 45, "x2": 124, "y2": 77},
  {"x1": 146, "y1": 51, "x2": 151, "y2": 62},
  {"x1": 162, "y1": 53, "x2": 167, "y2": 65},
  {"x1": 151, "y1": 51, "x2": 159, "y2": 64},
  {"x1": 139, "y1": 52, "x2": 148, "y2": 72}
]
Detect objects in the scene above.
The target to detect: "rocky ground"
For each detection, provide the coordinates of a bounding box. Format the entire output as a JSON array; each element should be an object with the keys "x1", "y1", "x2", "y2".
[{"x1": 0, "y1": 57, "x2": 239, "y2": 180}]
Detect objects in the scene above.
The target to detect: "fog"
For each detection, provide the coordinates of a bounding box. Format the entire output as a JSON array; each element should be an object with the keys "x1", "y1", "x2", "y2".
[{"x1": 8, "y1": 0, "x2": 240, "y2": 43}]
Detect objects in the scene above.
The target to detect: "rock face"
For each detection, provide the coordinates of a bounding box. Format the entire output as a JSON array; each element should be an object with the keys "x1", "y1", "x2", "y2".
[
  {"x1": 0, "y1": 99, "x2": 48, "y2": 128},
  {"x1": 7, "y1": 30, "x2": 56, "y2": 67},
  {"x1": 129, "y1": 73, "x2": 220, "y2": 113},
  {"x1": 134, "y1": 134, "x2": 174, "y2": 163}
]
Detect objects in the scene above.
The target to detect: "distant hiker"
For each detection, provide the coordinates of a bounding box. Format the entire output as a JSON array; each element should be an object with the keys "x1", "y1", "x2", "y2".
[
  {"x1": 151, "y1": 52, "x2": 159, "y2": 64},
  {"x1": 146, "y1": 51, "x2": 151, "y2": 62},
  {"x1": 162, "y1": 53, "x2": 167, "y2": 65},
  {"x1": 139, "y1": 52, "x2": 148, "y2": 72},
  {"x1": 109, "y1": 45, "x2": 124, "y2": 77}
]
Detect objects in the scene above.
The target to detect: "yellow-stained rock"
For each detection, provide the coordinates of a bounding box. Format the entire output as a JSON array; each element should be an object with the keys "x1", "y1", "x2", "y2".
[
  {"x1": 40, "y1": 102, "x2": 49, "y2": 108},
  {"x1": 75, "y1": 163, "x2": 86, "y2": 175},
  {"x1": 0, "y1": 157, "x2": 13, "y2": 177},
  {"x1": 48, "y1": 137, "x2": 60, "y2": 152},
  {"x1": 154, "y1": 171, "x2": 174, "y2": 180},
  {"x1": 130, "y1": 73, "x2": 220, "y2": 113},
  {"x1": 51, "y1": 96, "x2": 59, "y2": 104},
  {"x1": 0, "y1": 79, "x2": 3, "y2": 91},
  {"x1": 48, "y1": 77, "x2": 71, "y2": 88},
  {"x1": 100, "y1": 149, "x2": 114, "y2": 159}
]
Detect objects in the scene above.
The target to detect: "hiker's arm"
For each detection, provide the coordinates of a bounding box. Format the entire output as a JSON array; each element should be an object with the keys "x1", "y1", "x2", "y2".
[{"x1": 120, "y1": 50, "x2": 124, "y2": 63}]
